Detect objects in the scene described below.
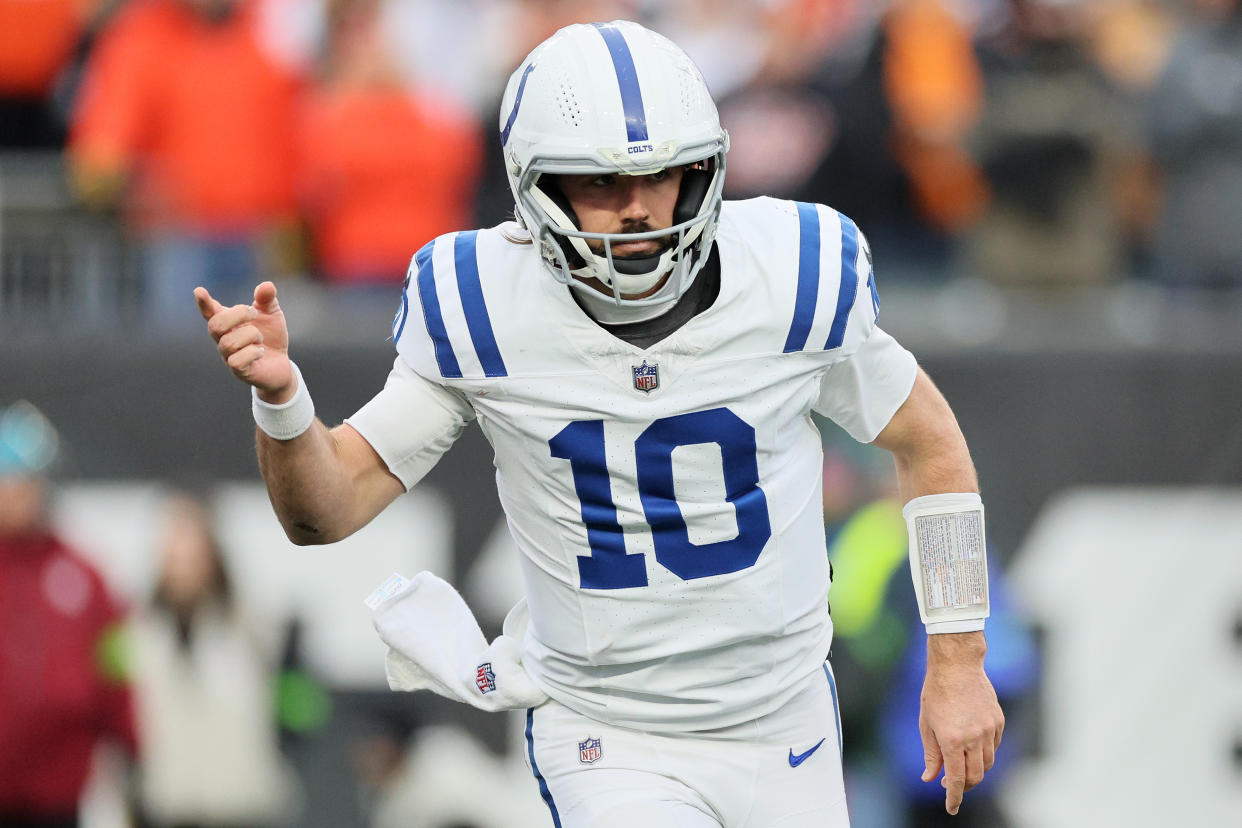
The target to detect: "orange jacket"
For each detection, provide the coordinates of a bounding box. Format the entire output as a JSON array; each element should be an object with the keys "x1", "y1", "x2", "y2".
[
  {"x1": 0, "y1": 0, "x2": 87, "y2": 97},
  {"x1": 70, "y1": 0, "x2": 301, "y2": 231},
  {"x1": 298, "y1": 86, "x2": 482, "y2": 283}
]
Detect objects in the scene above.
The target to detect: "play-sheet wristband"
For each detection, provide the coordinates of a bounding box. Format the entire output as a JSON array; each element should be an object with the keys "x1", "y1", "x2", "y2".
[
  {"x1": 252, "y1": 361, "x2": 315, "y2": 440},
  {"x1": 903, "y1": 492, "x2": 989, "y2": 634}
]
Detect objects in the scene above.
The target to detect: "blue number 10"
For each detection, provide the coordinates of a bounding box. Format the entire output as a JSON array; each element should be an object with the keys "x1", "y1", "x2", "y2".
[{"x1": 549, "y1": 407, "x2": 772, "y2": 590}]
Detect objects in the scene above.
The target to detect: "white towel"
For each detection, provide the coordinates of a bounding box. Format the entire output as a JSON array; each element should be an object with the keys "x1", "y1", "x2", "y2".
[{"x1": 368, "y1": 572, "x2": 549, "y2": 712}]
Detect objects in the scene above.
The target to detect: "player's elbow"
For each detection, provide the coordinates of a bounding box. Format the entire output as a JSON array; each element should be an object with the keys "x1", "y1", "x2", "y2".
[{"x1": 283, "y1": 518, "x2": 342, "y2": 546}]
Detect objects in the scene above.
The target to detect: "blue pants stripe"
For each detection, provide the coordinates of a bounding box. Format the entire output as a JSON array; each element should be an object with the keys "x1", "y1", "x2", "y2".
[{"x1": 526, "y1": 707, "x2": 563, "y2": 828}]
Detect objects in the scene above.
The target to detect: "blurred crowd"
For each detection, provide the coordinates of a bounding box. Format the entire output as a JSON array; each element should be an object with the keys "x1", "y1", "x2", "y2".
[
  {"x1": 1, "y1": 0, "x2": 1242, "y2": 335},
  {"x1": 0, "y1": 399, "x2": 295, "y2": 827}
]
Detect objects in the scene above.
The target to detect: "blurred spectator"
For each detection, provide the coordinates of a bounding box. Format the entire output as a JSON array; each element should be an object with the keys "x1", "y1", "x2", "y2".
[
  {"x1": 298, "y1": 0, "x2": 482, "y2": 289},
  {"x1": 1087, "y1": 0, "x2": 1175, "y2": 271},
  {"x1": 0, "y1": 400, "x2": 137, "y2": 827},
  {"x1": 715, "y1": 1, "x2": 974, "y2": 279},
  {"x1": 883, "y1": 0, "x2": 989, "y2": 237},
  {"x1": 0, "y1": 0, "x2": 98, "y2": 147},
  {"x1": 130, "y1": 490, "x2": 297, "y2": 828},
  {"x1": 965, "y1": 0, "x2": 1136, "y2": 287},
  {"x1": 68, "y1": 0, "x2": 311, "y2": 332},
  {"x1": 1146, "y1": 0, "x2": 1242, "y2": 289}
]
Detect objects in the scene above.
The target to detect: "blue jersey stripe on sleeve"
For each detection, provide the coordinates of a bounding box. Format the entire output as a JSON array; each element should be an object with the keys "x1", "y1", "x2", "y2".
[
  {"x1": 454, "y1": 231, "x2": 508, "y2": 378},
  {"x1": 824, "y1": 214, "x2": 860, "y2": 351},
  {"x1": 414, "y1": 239, "x2": 463, "y2": 378},
  {"x1": 592, "y1": 23, "x2": 649, "y2": 143},
  {"x1": 783, "y1": 201, "x2": 822, "y2": 353},
  {"x1": 526, "y1": 708, "x2": 563, "y2": 828}
]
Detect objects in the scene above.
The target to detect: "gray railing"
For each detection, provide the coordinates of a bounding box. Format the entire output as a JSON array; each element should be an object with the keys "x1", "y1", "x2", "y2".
[
  {"x1": 0, "y1": 152, "x2": 142, "y2": 337},
  {"x1": 5, "y1": 149, "x2": 1242, "y2": 354}
]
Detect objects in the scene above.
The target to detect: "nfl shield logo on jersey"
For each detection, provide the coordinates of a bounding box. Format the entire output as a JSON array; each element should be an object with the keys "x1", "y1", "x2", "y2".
[
  {"x1": 632, "y1": 361, "x2": 659, "y2": 394},
  {"x1": 475, "y1": 662, "x2": 496, "y2": 694},
  {"x1": 578, "y1": 737, "x2": 602, "y2": 764}
]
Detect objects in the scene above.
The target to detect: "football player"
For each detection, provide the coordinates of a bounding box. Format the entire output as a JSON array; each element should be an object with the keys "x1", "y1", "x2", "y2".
[{"x1": 197, "y1": 20, "x2": 1003, "y2": 827}]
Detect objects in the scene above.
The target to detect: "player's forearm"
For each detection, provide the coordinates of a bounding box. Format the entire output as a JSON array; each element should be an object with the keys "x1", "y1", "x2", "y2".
[
  {"x1": 891, "y1": 432, "x2": 977, "y2": 503},
  {"x1": 887, "y1": 388, "x2": 978, "y2": 501},
  {"x1": 256, "y1": 421, "x2": 363, "y2": 545},
  {"x1": 874, "y1": 370, "x2": 979, "y2": 501}
]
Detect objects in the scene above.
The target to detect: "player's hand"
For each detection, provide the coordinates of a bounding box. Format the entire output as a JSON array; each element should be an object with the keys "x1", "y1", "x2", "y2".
[
  {"x1": 918, "y1": 632, "x2": 1005, "y2": 816},
  {"x1": 195, "y1": 281, "x2": 295, "y2": 402}
]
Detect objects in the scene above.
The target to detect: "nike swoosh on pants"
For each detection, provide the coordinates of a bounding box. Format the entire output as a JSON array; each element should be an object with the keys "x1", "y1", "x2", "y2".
[{"x1": 788, "y1": 737, "x2": 827, "y2": 768}]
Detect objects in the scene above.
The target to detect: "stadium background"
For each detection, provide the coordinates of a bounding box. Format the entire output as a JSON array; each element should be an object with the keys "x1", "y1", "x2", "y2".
[{"x1": 1, "y1": 0, "x2": 1239, "y2": 826}]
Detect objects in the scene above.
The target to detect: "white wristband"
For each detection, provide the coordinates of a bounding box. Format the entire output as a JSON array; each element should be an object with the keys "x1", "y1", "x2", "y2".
[
  {"x1": 252, "y1": 361, "x2": 315, "y2": 440},
  {"x1": 925, "y1": 618, "x2": 986, "y2": 635},
  {"x1": 903, "y1": 492, "x2": 989, "y2": 634}
]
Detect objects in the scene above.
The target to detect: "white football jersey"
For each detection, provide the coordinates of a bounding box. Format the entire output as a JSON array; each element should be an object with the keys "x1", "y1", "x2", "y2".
[{"x1": 348, "y1": 197, "x2": 918, "y2": 732}]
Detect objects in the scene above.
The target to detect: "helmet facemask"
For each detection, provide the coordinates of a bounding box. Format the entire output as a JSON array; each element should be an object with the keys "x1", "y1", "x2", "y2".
[{"x1": 515, "y1": 143, "x2": 727, "y2": 307}]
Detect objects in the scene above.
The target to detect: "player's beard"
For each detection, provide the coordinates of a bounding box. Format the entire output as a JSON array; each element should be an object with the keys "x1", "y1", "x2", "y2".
[{"x1": 586, "y1": 221, "x2": 674, "y2": 259}]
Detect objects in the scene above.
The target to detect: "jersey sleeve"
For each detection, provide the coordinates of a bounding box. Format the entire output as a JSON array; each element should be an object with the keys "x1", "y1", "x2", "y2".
[
  {"x1": 344, "y1": 357, "x2": 475, "y2": 490},
  {"x1": 811, "y1": 227, "x2": 918, "y2": 442},
  {"x1": 813, "y1": 326, "x2": 918, "y2": 442}
]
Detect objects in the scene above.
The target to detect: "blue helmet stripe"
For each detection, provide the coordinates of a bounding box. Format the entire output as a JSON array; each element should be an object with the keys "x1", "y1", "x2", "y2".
[
  {"x1": 824, "y1": 214, "x2": 860, "y2": 351},
  {"x1": 414, "y1": 240, "x2": 462, "y2": 378},
  {"x1": 526, "y1": 708, "x2": 563, "y2": 828},
  {"x1": 453, "y1": 231, "x2": 507, "y2": 378},
  {"x1": 592, "y1": 23, "x2": 649, "y2": 142},
  {"x1": 783, "y1": 202, "x2": 822, "y2": 353},
  {"x1": 500, "y1": 62, "x2": 536, "y2": 147}
]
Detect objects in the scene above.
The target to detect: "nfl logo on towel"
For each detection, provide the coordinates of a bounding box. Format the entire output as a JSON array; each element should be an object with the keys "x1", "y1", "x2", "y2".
[
  {"x1": 578, "y1": 737, "x2": 602, "y2": 764},
  {"x1": 632, "y1": 361, "x2": 659, "y2": 393},
  {"x1": 475, "y1": 662, "x2": 496, "y2": 694}
]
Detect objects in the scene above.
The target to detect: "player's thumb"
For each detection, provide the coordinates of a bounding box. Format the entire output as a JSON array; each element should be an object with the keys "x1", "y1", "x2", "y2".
[{"x1": 253, "y1": 281, "x2": 281, "y2": 314}]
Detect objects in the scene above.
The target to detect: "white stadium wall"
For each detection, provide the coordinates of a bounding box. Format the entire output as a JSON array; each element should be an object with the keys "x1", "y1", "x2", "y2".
[{"x1": 1003, "y1": 488, "x2": 1242, "y2": 826}]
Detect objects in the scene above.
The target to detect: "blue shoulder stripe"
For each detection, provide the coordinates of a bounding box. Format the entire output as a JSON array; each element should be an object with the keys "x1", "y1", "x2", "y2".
[
  {"x1": 526, "y1": 708, "x2": 563, "y2": 828},
  {"x1": 824, "y1": 215, "x2": 860, "y2": 351},
  {"x1": 414, "y1": 240, "x2": 462, "y2": 378},
  {"x1": 783, "y1": 202, "x2": 822, "y2": 353},
  {"x1": 592, "y1": 23, "x2": 649, "y2": 143},
  {"x1": 867, "y1": 256, "x2": 880, "y2": 318},
  {"x1": 392, "y1": 252, "x2": 417, "y2": 343},
  {"x1": 454, "y1": 231, "x2": 507, "y2": 378}
]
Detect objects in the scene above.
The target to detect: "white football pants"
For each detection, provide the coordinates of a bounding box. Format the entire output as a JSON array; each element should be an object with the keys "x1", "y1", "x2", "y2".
[{"x1": 522, "y1": 663, "x2": 849, "y2": 828}]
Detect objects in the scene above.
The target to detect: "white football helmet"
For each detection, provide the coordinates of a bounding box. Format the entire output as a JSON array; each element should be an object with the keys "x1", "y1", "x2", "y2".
[{"x1": 499, "y1": 20, "x2": 729, "y2": 306}]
